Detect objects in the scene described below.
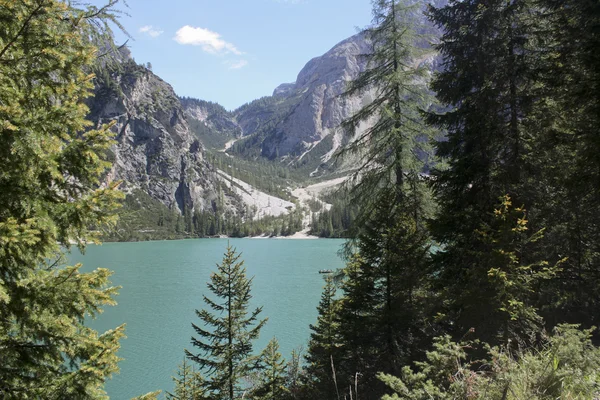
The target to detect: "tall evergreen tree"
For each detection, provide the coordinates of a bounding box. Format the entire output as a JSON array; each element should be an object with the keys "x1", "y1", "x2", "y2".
[
  {"x1": 427, "y1": 0, "x2": 544, "y2": 345},
  {"x1": 339, "y1": 0, "x2": 434, "y2": 218},
  {"x1": 185, "y1": 245, "x2": 267, "y2": 400},
  {"x1": 0, "y1": 0, "x2": 128, "y2": 397},
  {"x1": 303, "y1": 275, "x2": 342, "y2": 400},
  {"x1": 527, "y1": 0, "x2": 600, "y2": 334},
  {"x1": 334, "y1": 191, "x2": 433, "y2": 400},
  {"x1": 327, "y1": 1, "x2": 437, "y2": 398}
]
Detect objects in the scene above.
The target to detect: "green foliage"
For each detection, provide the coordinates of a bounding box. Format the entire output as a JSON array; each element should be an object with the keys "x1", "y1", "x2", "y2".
[
  {"x1": 185, "y1": 245, "x2": 267, "y2": 400},
  {"x1": 428, "y1": 0, "x2": 600, "y2": 345},
  {"x1": 309, "y1": 189, "x2": 357, "y2": 238},
  {"x1": 0, "y1": 0, "x2": 132, "y2": 397},
  {"x1": 379, "y1": 325, "x2": 600, "y2": 400},
  {"x1": 378, "y1": 335, "x2": 472, "y2": 400},
  {"x1": 481, "y1": 195, "x2": 558, "y2": 343},
  {"x1": 102, "y1": 189, "x2": 184, "y2": 241},
  {"x1": 338, "y1": 0, "x2": 435, "y2": 228},
  {"x1": 131, "y1": 391, "x2": 163, "y2": 400},
  {"x1": 167, "y1": 358, "x2": 207, "y2": 400},
  {"x1": 302, "y1": 276, "x2": 342, "y2": 399},
  {"x1": 330, "y1": 190, "x2": 434, "y2": 399},
  {"x1": 253, "y1": 338, "x2": 288, "y2": 400}
]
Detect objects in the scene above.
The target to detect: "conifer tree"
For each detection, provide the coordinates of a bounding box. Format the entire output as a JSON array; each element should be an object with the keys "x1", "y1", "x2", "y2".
[
  {"x1": 167, "y1": 358, "x2": 207, "y2": 400},
  {"x1": 465, "y1": 195, "x2": 557, "y2": 346},
  {"x1": 331, "y1": 0, "x2": 438, "y2": 386},
  {"x1": 427, "y1": 0, "x2": 543, "y2": 345},
  {"x1": 527, "y1": 0, "x2": 600, "y2": 333},
  {"x1": 185, "y1": 245, "x2": 267, "y2": 400},
  {"x1": 0, "y1": 0, "x2": 128, "y2": 397},
  {"x1": 253, "y1": 338, "x2": 288, "y2": 400},
  {"x1": 334, "y1": 191, "x2": 433, "y2": 400},
  {"x1": 340, "y1": 0, "x2": 434, "y2": 219},
  {"x1": 303, "y1": 276, "x2": 342, "y2": 400}
]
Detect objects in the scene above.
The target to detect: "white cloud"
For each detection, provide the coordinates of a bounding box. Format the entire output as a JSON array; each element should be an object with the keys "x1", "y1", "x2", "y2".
[
  {"x1": 139, "y1": 25, "x2": 164, "y2": 38},
  {"x1": 174, "y1": 25, "x2": 242, "y2": 55},
  {"x1": 226, "y1": 59, "x2": 249, "y2": 70}
]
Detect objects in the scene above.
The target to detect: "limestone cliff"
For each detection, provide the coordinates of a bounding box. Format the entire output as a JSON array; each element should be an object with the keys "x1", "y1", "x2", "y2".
[{"x1": 89, "y1": 60, "x2": 238, "y2": 215}]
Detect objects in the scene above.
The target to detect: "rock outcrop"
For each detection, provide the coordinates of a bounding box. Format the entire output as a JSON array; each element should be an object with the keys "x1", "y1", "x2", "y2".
[{"x1": 89, "y1": 60, "x2": 238, "y2": 214}]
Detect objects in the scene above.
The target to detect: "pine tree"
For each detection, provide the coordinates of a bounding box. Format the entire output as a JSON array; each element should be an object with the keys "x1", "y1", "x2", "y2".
[
  {"x1": 185, "y1": 245, "x2": 267, "y2": 400},
  {"x1": 253, "y1": 338, "x2": 288, "y2": 400},
  {"x1": 0, "y1": 0, "x2": 129, "y2": 397}
]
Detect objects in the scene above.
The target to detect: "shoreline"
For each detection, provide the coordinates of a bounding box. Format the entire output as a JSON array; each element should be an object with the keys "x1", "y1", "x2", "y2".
[{"x1": 98, "y1": 234, "x2": 346, "y2": 244}]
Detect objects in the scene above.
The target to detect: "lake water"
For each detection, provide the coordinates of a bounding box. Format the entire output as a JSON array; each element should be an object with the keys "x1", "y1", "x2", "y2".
[{"x1": 69, "y1": 238, "x2": 346, "y2": 399}]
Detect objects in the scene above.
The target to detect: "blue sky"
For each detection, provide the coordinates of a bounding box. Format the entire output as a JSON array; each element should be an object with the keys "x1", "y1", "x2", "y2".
[{"x1": 110, "y1": 0, "x2": 373, "y2": 110}]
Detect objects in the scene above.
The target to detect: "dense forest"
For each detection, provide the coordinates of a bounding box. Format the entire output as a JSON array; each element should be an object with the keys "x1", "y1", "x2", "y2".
[{"x1": 1, "y1": 0, "x2": 600, "y2": 399}]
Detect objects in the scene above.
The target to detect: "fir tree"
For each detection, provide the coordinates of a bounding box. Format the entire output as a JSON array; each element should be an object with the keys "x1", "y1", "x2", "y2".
[
  {"x1": 167, "y1": 358, "x2": 207, "y2": 400},
  {"x1": 0, "y1": 0, "x2": 130, "y2": 397},
  {"x1": 253, "y1": 338, "x2": 288, "y2": 400},
  {"x1": 185, "y1": 245, "x2": 267, "y2": 400}
]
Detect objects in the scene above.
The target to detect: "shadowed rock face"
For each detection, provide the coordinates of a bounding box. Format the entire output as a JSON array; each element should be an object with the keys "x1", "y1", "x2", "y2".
[{"x1": 89, "y1": 61, "x2": 240, "y2": 215}]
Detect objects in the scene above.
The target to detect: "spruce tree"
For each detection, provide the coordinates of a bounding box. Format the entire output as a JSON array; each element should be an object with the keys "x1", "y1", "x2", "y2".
[
  {"x1": 334, "y1": 191, "x2": 433, "y2": 400},
  {"x1": 468, "y1": 195, "x2": 556, "y2": 346},
  {"x1": 303, "y1": 276, "x2": 342, "y2": 400},
  {"x1": 0, "y1": 0, "x2": 128, "y2": 397},
  {"x1": 527, "y1": 0, "x2": 600, "y2": 334},
  {"x1": 427, "y1": 0, "x2": 544, "y2": 345},
  {"x1": 185, "y1": 245, "x2": 267, "y2": 400}
]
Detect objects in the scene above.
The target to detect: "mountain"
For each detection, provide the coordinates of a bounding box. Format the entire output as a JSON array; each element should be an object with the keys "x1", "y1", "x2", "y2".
[
  {"x1": 177, "y1": 33, "x2": 375, "y2": 178},
  {"x1": 186, "y1": 0, "x2": 444, "y2": 177},
  {"x1": 88, "y1": 58, "x2": 243, "y2": 218},
  {"x1": 86, "y1": 0, "x2": 446, "y2": 239}
]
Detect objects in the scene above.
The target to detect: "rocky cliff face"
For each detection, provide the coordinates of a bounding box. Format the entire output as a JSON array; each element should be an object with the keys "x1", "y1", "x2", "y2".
[
  {"x1": 220, "y1": 0, "x2": 445, "y2": 174},
  {"x1": 258, "y1": 33, "x2": 373, "y2": 160},
  {"x1": 89, "y1": 60, "x2": 240, "y2": 214}
]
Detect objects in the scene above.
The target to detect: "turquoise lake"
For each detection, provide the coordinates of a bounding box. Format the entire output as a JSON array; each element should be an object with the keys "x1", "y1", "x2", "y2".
[{"x1": 69, "y1": 238, "x2": 346, "y2": 399}]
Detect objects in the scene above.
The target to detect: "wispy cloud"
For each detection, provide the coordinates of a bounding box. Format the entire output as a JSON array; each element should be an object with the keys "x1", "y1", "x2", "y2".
[
  {"x1": 226, "y1": 59, "x2": 249, "y2": 70},
  {"x1": 139, "y1": 25, "x2": 164, "y2": 38},
  {"x1": 174, "y1": 26, "x2": 242, "y2": 55}
]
